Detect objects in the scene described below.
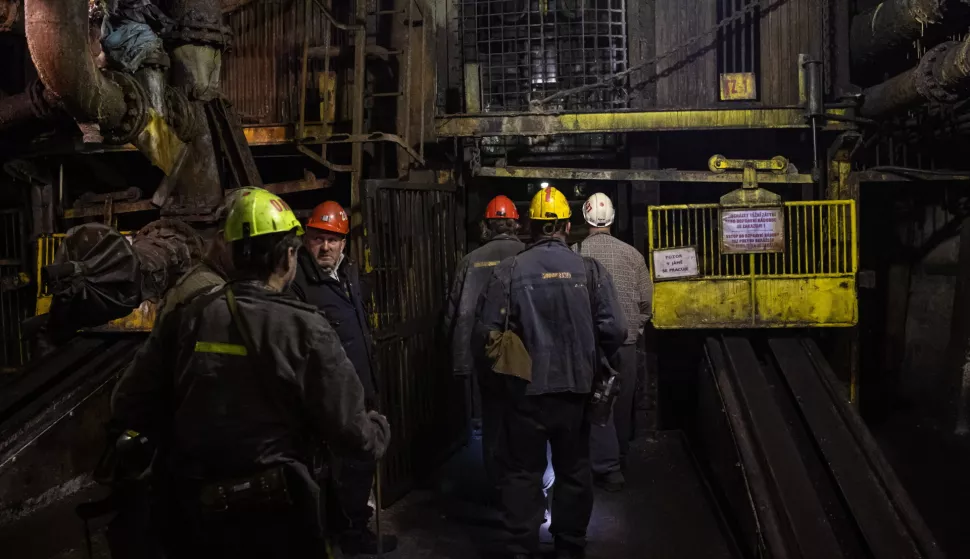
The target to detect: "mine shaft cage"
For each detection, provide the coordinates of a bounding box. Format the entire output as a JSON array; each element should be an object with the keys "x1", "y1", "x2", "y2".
[{"x1": 648, "y1": 200, "x2": 858, "y2": 329}]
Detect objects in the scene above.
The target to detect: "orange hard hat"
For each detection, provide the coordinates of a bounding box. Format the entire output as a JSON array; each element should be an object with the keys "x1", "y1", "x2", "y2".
[
  {"x1": 484, "y1": 195, "x2": 519, "y2": 220},
  {"x1": 307, "y1": 201, "x2": 350, "y2": 235}
]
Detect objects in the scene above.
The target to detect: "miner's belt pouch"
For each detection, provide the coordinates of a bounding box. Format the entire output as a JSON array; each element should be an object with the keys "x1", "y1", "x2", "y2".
[{"x1": 198, "y1": 465, "x2": 292, "y2": 513}]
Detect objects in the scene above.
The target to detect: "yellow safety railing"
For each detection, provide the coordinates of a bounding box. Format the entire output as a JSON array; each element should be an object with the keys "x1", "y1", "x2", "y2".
[
  {"x1": 35, "y1": 234, "x2": 155, "y2": 331},
  {"x1": 647, "y1": 200, "x2": 858, "y2": 329}
]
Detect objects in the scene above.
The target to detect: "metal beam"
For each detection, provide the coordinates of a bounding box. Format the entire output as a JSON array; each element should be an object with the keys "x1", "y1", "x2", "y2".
[
  {"x1": 477, "y1": 166, "x2": 815, "y2": 184},
  {"x1": 436, "y1": 108, "x2": 851, "y2": 137}
]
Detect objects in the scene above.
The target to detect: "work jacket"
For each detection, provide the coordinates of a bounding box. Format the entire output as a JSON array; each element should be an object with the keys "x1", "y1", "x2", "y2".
[
  {"x1": 290, "y1": 248, "x2": 379, "y2": 402},
  {"x1": 157, "y1": 261, "x2": 226, "y2": 323},
  {"x1": 474, "y1": 237, "x2": 628, "y2": 396},
  {"x1": 111, "y1": 280, "x2": 387, "y2": 483},
  {"x1": 444, "y1": 234, "x2": 525, "y2": 376}
]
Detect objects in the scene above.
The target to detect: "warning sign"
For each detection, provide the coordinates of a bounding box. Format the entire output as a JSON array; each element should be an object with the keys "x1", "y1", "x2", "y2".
[
  {"x1": 721, "y1": 208, "x2": 785, "y2": 254},
  {"x1": 653, "y1": 247, "x2": 700, "y2": 280}
]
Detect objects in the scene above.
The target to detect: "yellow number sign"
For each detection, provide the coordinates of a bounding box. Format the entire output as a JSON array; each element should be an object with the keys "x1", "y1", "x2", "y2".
[{"x1": 719, "y1": 72, "x2": 757, "y2": 101}]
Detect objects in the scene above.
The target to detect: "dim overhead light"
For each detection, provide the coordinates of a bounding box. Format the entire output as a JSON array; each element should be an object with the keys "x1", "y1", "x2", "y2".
[{"x1": 540, "y1": 182, "x2": 549, "y2": 188}]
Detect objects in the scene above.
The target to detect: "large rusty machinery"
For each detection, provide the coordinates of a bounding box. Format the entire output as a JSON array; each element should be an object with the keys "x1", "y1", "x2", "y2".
[{"x1": 0, "y1": 0, "x2": 968, "y2": 557}]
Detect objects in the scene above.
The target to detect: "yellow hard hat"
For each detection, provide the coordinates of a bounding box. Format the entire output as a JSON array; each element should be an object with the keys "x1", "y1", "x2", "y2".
[
  {"x1": 529, "y1": 186, "x2": 571, "y2": 220},
  {"x1": 224, "y1": 187, "x2": 304, "y2": 243}
]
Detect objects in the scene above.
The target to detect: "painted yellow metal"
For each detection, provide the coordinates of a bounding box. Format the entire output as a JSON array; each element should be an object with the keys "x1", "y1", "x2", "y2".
[
  {"x1": 435, "y1": 107, "x2": 851, "y2": 137},
  {"x1": 719, "y1": 73, "x2": 757, "y2": 101},
  {"x1": 34, "y1": 234, "x2": 157, "y2": 332},
  {"x1": 648, "y1": 200, "x2": 858, "y2": 329}
]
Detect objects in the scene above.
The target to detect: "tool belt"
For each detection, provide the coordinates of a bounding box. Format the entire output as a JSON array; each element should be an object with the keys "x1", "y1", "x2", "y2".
[{"x1": 198, "y1": 465, "x2": 292, "y2": 513}]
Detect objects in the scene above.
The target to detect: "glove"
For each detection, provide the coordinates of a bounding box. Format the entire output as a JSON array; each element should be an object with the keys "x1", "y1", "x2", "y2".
[{"x1": 367, "y1": 410, "x2": 391, "y2": 460}]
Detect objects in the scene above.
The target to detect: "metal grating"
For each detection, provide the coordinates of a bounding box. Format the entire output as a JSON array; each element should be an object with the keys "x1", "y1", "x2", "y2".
[
  {"x1": 461, "y1": 0, "x2": 629, "y2": 112},
  {"x1": 222, "y1": 0, "x2": 353, "y2": 126},
  {"x1": 0, "y1": 210, "x2": 30, "y2": 371},
  {"x1": 364, "y1": 179, "x2": 465, "y2": 504},
  {"x1": 716, "y1": 0, "x2": 761, "y2": 101},
  {"x1": 717, "y1": 0, "x2": 761, "y2": 76},
  {"x1": 648, "y1": 201, "x2": 858, "y2": 278}
]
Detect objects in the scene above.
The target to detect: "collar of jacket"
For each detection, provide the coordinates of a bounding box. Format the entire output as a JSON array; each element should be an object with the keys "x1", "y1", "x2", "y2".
[
  {"x1": 528, "y1": 236, "x2": 568, "y2": 250},
  {"x1": 586, "y1": 230, "x2": 611, "y2": 239},
  {"x1": 298, "y1": 246, "x2": 350, "y2": 283},
  {"x1": 488, "y1": 233, "x2": 520, "y2": 243}
]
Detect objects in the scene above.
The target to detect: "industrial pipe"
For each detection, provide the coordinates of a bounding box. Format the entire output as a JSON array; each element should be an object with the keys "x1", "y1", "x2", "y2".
[
  {"x1": 860, "y1": 37, "x2": 970, "y2": 116},
  {"x1": 0, "y1": 80, "x2": 59, "y2": 131},
  {"x1": 23, "y1": 0, "x2": 130, "y2": 133},
  {"x1": 850, "y1": 0, "x2": 944, "y2": 74}
]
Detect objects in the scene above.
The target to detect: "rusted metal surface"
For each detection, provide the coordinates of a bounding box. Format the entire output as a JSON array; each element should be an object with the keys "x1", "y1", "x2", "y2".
[
  {"x1": 0, "y1": 81, "x2": 59, "y2": 131},
  {"x1": 850, "y1": 0, "x2": 944, "y2": 75},
  {"x1": 0, "y1": 0, "x2": 17, "y2": 31},
  {"x1": 23, "y1": 0, "x2": 131, "y2": 132},
  {"x1": 63, "y1": 200, "x2": 155, "y2": 220},
  {"x1": 655, "y1": 0, "x2": 717, "y2": 107},
  {"x1": 861, "y1": 36, "x2": 970, "y2": 116},
  {"x1": 205, "y1": 98, "x2": 263, "y2": 189},
  {"x1": 436, "y1": 107, "x2": 851, "y2": 137},
  {"x1": 759, "y1": 0, "x2": 821, "y2": 106},
  {"x1": 477, "y1": 165, "x2": 814, "y2": 184},
  {"x1": 222, "y1": 0, "x2": 348, "y2": 126},
  {"x1": 262, "y1": 173, "x2": 330, "y2": 195},
  {"x1": 364, "y1": 178, "x2": 465, "y2": 504}
]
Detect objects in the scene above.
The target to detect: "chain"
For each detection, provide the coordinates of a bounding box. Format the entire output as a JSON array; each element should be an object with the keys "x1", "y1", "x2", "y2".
[{"x1": 531, "y1": 0, "x2": 780, "y2": 108}]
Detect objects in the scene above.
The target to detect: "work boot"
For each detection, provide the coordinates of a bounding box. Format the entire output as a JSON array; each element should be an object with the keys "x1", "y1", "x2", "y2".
[
  {"x1": 593, "y1": 471, "x2": 625, "y2": 492},
  {"x1": 339, "y1": 528, "x2": 398, "y2": 556}
]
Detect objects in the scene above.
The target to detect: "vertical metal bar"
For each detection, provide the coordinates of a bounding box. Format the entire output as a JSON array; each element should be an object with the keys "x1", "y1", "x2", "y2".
[
  {"x1": 297, "y1": 0, "x2": 310, "y2": 140},
  {"x1": 788, "y1": 205, "x2": 794, "y2": 274},
  {"x1": 419, "y1": 1, "x2": 427, "y2": 160},
  {"x1": 351, "y1": 0, "x2": 366, "y2": 264},
  {"x1": 405, "y1": 0, "x2": 414, "y2": 151},
  {"x1": 805, "y1": 206, "x2": 815, "y2": 273}
]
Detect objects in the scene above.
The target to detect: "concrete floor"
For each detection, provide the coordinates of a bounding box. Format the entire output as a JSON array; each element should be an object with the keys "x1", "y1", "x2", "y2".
[{"x1": 374, "y1": 431, "x2": 738, "y2": 559}]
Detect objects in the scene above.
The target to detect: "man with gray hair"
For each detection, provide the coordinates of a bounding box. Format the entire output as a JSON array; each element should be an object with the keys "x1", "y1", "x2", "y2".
[{"x1": 572, "y1": 192, "x2": 653, "y2": 492}]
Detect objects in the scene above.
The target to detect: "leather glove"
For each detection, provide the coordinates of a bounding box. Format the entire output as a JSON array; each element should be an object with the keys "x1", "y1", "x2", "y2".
[{"x1": 367, "y1": 410, "x2": 391, "y2": 460}]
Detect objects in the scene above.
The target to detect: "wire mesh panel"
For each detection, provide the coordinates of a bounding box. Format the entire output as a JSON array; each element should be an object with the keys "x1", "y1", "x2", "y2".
[
  {"x1": 461, "y1": 0, "x2": 629, "y2": 112},
  {"x1": 647, "y1": 201, "x2": 858, "y2": 328},
  {"x1": 363, "y1": 179, "x2": 465, "y2": 504}
]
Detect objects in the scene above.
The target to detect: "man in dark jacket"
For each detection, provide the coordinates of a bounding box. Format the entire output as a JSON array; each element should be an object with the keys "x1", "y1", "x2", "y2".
[
  {"x1": 111, "y1": 188, "x2": 390, "y2": 559},
  {"x1": 475, "y1": 186, "x2": 627, "y2": 559},
  {"x1": 289, "y1": 200, "x2": 396, "y2": 556},
  {"x1": 444, "y1": 195, "x2": 524, "y2": 500}
]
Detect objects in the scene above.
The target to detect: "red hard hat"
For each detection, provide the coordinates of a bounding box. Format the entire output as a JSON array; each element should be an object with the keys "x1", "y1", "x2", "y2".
[
  {"x1": 484, "y1": 195, "x2": 520, "y2": 220},
  {"x1": 307, "y1": 201, "x2": 350, "y2": 235}
]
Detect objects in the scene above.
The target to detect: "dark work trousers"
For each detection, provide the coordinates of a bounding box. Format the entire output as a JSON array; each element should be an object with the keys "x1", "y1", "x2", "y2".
[
  {"x1": 497, "y1": 390, "x2": 593, "y2": 555},
  {"x1": 589, "y1": 344, "x2": 639, "y2": 474},
  {"x1": 480, "y1": 369, "x2": 506, "y2": 504},
  {"x1": 327, "y1": 454, "x2": 378, "y2": 534}
]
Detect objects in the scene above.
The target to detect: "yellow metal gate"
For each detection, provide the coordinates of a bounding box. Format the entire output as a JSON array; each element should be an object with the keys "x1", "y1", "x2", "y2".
[{"x1": 647, "y1": 201, "x2": 858, "y2": 328}]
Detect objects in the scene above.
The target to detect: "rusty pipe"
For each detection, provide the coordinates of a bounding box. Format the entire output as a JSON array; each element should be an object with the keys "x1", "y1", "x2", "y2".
[
  {"x1": 850, "y1": 0, "x2": 944, "y2": 74},
  {"x1": 861, "y1": 37, "x2": 970, "y2": 116},
  {"x1": 24, "y1": 0, "x2": 129, "y2": 131},
  {"x1": 0, "y1": 80, "x2": 61, "y2": 131}
]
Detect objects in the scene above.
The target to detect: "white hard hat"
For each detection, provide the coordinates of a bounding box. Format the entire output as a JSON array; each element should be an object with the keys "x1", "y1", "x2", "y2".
[{"x1": 583, "y1": 193, "x2": 615, "y2": 227}]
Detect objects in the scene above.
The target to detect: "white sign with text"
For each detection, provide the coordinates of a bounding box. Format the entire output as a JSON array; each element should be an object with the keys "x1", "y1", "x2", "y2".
[
  {"x1": 720, "y1": 208, "x2": 785, "y2": 254},
  {"x1": 653, "y1": 247, "x2": 700, "y2": 280}
]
